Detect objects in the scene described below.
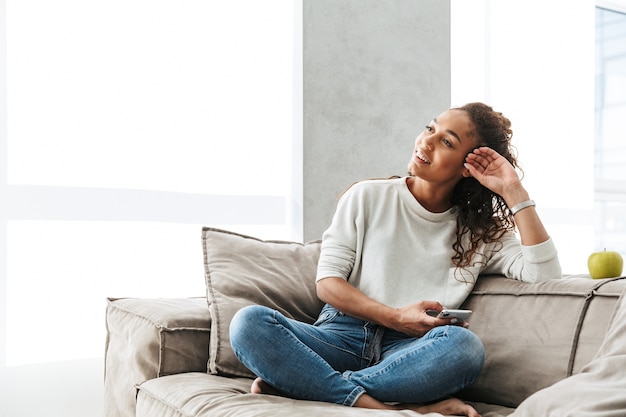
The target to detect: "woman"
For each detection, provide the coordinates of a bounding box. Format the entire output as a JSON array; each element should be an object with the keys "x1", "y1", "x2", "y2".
[{"x1": 230, "y1": 102, "x2": 561, "y2": 417}]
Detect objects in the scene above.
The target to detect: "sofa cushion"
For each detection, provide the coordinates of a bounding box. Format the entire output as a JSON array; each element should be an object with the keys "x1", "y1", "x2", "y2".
[
  {"x1": 202, "y1": 227, "x2": 324, "y2": 377},
  {"x1": 135, "y1": 373, "x2": 512, "y2": 417},
  {"x1": 104, "y1": 297, "x2": 211, "y2": 417},
  {"x1": 510, "y1": 280, "x2": 626, "y2": 417},
  {"x1": 459, "y1": 275, "x2": 626, "y2": 409}
]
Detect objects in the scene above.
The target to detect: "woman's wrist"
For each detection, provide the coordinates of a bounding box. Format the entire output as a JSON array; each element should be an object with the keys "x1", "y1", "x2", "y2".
[{"x1": 502, "y1": 184, "x2": 530, "y2": 209}]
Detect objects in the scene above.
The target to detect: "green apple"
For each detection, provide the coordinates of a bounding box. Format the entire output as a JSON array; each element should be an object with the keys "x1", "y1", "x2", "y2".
[{"x1": 588, "y1": 250, "x2": 624, "y2": 279}]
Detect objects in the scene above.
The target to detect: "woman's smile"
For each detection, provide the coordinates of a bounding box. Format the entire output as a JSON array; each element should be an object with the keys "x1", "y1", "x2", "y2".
[{"x1": 414, "y1": 149, "x2": 431, "y2": 164}]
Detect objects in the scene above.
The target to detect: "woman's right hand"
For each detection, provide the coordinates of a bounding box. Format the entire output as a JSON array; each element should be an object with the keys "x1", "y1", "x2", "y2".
[
  {"x1": 391, "y1": 301, "x2": 461, "y2": 337},
  {"x1": 317, "y1": 278, "x2": 464, "y2": 337}
]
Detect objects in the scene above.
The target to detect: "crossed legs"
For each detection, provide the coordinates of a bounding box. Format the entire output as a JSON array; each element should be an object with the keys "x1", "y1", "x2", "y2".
[{"x1": 230, "y1": 305, "x2": 484, "y2": 415}]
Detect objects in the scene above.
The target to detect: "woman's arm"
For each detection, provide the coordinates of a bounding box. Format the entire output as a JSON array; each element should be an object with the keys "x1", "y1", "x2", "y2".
[
  {"x1": 316, "y1": 277, "x2": 453, "y2": 337},
  {"x1": 500, "y1": 184, "x2": 550, "y2": 246}
]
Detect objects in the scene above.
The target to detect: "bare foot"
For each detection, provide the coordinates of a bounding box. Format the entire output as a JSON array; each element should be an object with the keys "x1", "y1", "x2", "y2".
[
  {"x1": 251, "y1": 380, "x2": 479, "y2": 417},
  {"x1": 355, "y1": 394, "x2": 479, "y2": 417},
  {"x1": 250, "y1": 377, "x2": 283, "y2": 396},
  {"x1": 411, "y1": 398, "x2": 481, "y2": 417}
]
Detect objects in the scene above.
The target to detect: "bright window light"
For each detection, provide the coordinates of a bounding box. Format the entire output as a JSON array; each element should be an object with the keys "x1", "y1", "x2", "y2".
[
  {"x1": 3, "y1": 0, "x2": 298, "y2": 369},
  {"x1": 6, "y1": 0, "x2": 293, "y2": 196},
  {"x1": 6, "y1": 220, "x2": 206, "y2": 365}
]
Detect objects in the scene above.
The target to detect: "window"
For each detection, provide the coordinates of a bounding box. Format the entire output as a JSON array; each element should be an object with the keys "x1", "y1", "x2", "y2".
[
  {"x1": 595, "y1": 5, "x2": 626, "y2": 253},
  {"x1": 1, "y1": 1, "x2": 301, "y2": 415},
  {"x1": 452, "y1": 0, "x2": 626, "y2": 272},
  {"x1": 451, "y1": 0, "x2": 595, "y2": 273}
]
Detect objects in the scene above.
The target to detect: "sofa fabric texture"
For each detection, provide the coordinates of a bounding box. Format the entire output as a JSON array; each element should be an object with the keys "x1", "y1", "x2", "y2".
[
  {"x1": 135, "y1": 373, "x2": 450, "y2": 417},
  {"x1": 458, "y1": 276, "x2": 625, "y2": 408},
  {"x1": 104, "y1": 227, "x2": 626, "y2": 417},
  {"x1": 202, "y1": 227, "x2": 323, "y2": 378},
  {"x1": 511, "y1": 288, "x2": 626, "y2": 417},
  {"x1": 104, "y1": 297, "x2": 211, "y2": 417}
]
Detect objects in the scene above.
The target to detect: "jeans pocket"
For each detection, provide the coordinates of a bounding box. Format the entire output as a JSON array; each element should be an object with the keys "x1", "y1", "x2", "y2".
[{"x1": 313, "y1": 304, "x2": 340, "y2": 327}]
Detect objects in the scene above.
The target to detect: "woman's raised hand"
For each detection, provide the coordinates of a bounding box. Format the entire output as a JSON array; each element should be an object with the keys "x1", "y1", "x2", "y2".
[{"x1": 464, "y1": 146, "x2": 521, "y2": 197}]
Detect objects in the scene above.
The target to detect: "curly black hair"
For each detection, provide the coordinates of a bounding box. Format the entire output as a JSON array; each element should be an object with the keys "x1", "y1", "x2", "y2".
[{"x1": 450, "y1": 102, "x2": 520, "y2": 271}]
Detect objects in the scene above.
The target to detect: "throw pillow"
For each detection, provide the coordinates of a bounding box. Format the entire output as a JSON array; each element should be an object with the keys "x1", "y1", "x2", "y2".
[{"x1": 202, "y1": 227, "x2": 324, "y2": 378}]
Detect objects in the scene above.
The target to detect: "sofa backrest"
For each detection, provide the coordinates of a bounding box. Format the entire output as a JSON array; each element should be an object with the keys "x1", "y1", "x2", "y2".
[{"x1": 459, "y1": 275, "x2": 626, "y2": 408}]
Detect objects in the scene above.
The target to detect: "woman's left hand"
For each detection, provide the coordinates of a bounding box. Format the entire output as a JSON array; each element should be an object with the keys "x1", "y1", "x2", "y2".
[
  {"x1": 464, "y1": 146, "x2": 521, "y2": 197},
  {"x1": 464, "y1": 146, "x2": 552, "y2": 247}
]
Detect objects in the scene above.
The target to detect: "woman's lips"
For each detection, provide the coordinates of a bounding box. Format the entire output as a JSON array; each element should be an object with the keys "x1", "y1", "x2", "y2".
[{"x1": 415, "y1": 150, "x2": 431, "y2": 164}]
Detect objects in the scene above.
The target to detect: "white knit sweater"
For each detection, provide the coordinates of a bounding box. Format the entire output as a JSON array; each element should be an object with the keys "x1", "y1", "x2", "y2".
[{"x1": 316, "y1": 177, "x2": 562, "y2": 309}]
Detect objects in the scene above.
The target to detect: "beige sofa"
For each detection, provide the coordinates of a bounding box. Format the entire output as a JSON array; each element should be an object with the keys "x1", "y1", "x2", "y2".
[{"x1": 104, "y1": 228, "x2": 626, "y2": 417}]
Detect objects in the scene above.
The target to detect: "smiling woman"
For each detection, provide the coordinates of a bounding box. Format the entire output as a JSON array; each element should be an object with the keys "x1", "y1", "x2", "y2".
[{"x1": 0, "y1": 1, "x2": 300, "y2": 416}]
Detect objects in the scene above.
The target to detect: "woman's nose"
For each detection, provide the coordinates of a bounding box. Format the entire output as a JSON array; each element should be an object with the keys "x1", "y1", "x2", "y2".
[{"x1": 422, "y1": 134, "x2": 435, "y2": 151}]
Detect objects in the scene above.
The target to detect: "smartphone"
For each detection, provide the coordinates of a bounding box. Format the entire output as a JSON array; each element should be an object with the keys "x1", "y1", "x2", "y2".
[{"x1": 437, "y1": 309, "x2": 472, "y2": 321}]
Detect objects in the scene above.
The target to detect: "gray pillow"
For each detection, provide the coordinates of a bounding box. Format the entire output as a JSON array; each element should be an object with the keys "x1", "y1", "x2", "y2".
[{"x1": 202, "y1": 227, "x2": 323, "y2": 378}]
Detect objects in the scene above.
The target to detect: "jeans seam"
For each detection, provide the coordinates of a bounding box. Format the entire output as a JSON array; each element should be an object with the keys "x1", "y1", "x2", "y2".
[
  {"x1": 346, "y1": 325, "x2": 484, "y2": 404},
  {"x1": 293, "y1": 320, "x2": 362, "y2": 360},
  {"x1": 357, "y1": 326, "x2": 451, "y2": 385},
  {"x1": 269, "y1": 311, "x2": 362, "y2": 403},
  {"x1": 343, "y1": 385, "x2": 366, "y2": 406}
]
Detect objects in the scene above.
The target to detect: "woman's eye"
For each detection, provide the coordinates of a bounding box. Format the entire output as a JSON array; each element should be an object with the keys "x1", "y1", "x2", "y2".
[
  {"x1": 425, "y1": 125, "x2": 434, "y2": 133},
  {"x1": 442, "y1": 138, "x2": 453, "y2": 147}
]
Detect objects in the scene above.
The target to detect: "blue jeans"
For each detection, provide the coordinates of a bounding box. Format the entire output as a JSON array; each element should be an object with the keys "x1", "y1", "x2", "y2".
[{"x1": 229, "y1": 304, "x2": 484, "y2": 407}]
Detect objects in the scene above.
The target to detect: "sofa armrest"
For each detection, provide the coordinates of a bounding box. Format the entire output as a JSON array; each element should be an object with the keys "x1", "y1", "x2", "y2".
[{"x1": 104, "y1": 297, "x2": 211, "y2": 417}]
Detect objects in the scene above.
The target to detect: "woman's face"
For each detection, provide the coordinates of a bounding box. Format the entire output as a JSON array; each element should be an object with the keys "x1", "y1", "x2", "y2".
[{"x1": 407, "y1": 109, "x2": 480, "y2": 185}]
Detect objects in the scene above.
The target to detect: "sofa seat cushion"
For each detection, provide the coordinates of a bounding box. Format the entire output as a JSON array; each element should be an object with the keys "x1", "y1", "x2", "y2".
[{"x1": 135, "y1": 373, "x2": 514, "y2": 417}]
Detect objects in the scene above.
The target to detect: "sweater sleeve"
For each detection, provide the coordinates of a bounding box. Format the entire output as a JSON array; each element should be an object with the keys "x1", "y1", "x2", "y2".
[
  {"x1": 315, "y1": 187, "x2": 361, "y2": 282},
  {"x1": 483, "y1": 233, "x2": 562, "y2": 283}
]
